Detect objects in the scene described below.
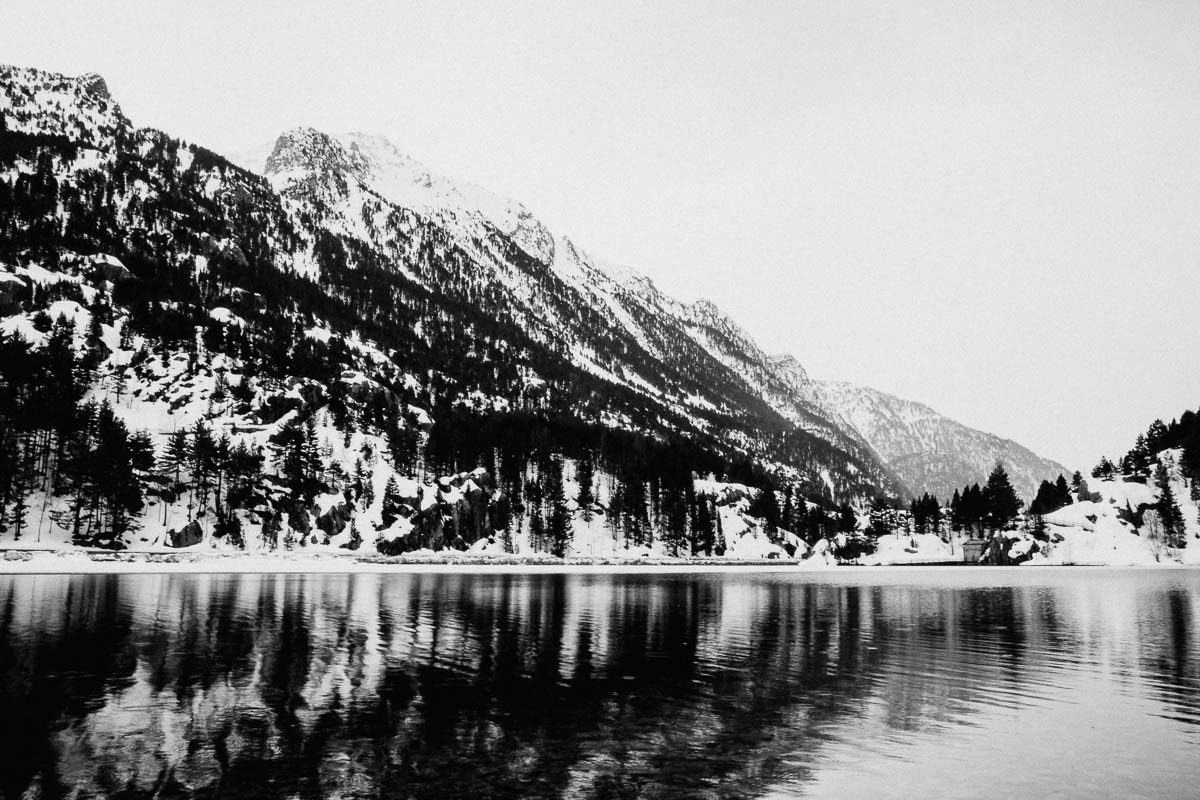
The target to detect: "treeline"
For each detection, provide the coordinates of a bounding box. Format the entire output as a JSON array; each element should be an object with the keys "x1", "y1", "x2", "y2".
[
  {"x1": 0, "y1": 320, "x2": 152, "y2": 547},
  {"x1": 1091, "y1": 408, "x2": 1200, "y2": 551},
  {"x1": 1093, "y1": 410, "x2": 1200, "y2": 485},
  {"x1": 938, "y1": 463, "x2": 1025, "y2": 536},
  {"x1": 850, "y1": 463, "x2": 1030, "y2": 545},
  {"x1": 382, "y1": 409, "x2": 797, "y2": 557},
  {"x1": 0, "y1": 316, "x2": 275, "y2": 549}
]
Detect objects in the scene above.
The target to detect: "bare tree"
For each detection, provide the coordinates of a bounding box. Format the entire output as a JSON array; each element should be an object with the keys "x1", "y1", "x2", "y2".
[{"x1": 1143, "y1": 508, "x2": 1167, "y2": 563}]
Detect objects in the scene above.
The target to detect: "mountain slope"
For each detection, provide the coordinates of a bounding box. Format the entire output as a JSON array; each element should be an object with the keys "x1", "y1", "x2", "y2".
[
  {"x1": 252, "y1": 124, "x2": 902, "y2": 498},
  {"x1": 0, "y1": 64, "x2": 902, "y2": 560},
  {"x1": 0, "y1": 63, "x2": 1074, "y2": 565},
  {"x1": 813, "y1": 381, "x2": 1071, "y2": 499},
  {"x1": 244, "y1": 129, "x2": 1071, "y2": 503}
]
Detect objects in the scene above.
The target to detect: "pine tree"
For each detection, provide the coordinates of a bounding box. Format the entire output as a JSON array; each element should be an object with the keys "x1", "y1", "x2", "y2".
[
  {"x1": 9, "y1": 446, "x2": 30, "y2": 542},
  {"x1": 838, "y1": 502, "x2": 858, "y2": 534},
  {"x1": 1146, "y1": 419, "x2": 1170, "y2": 453},
  {"x1": 982, "y1": 462, "x2": 1022, "y2": 533},
  {"x1": 949, "y1": 489, "x2": 963, "y2": 533},
  {"x1": 623, "y1": 478, "x2": 648, "y2": 547},
  {"x1": 1055, "y1": 474, "x2": 1073, "y2": 506},
  {"x1": 867, "y1": 496, "x2": 894, "y2": 538},
  {"x1": 1126, "y1": 435, "x2": 1151, "y2": 476},
  {"x1": 61, "y1": 401, "x2": 99, "y2": 545},
  {"x1": 781, "y1": 486, "x2": 795, "y2": 532},
  {"x1": 713, "y1": 506, "x2": 726, "y2": 556},
  {"x1": 162, "y1": 429, "x2": 190, "y2": 487},
  {"x1": 190, "y1": 422, "x2": 216, "y2": 520},
  {"x1": 927, "y1": 495, "x2": 943, "y2": 535},
  {"x1": 910, "y1": 496, "x2": 926, "y2": 534},
  {"x1": 807, "y1": 504, "x2": 828, "y2": 544},
  {"x1": 301, "y1": 417, "x2": 322, "y2": 493},
  {"x1": 1154, "y1": 462, "x2": 1185, "y2": 549},
  {"x1": 1029, "y1": 479, "x2": 1070, "y2": 516},
  {"x1": 387, "y1": 412, "x2": 420, "y2": 474},
  {"x1": 961, "y1": 483, "x2": 986, "y2": 535},
  {"x1": 381, "y1": 475, "x2": 402, "y2": 527},
  {"x1": 545, "y1": 457, "x2": 571, "y2": 557},
  {"x1": 576, "y1": 456, "x2": 595, "y2": 523},
  {"x1": 909, "y1": 493, "x2": 940, "y2": 535},
  {"x1": 694, "y1": 495, "x2": 715, "y2": 555},
  {"x1": 660, "y1": 484, "x2": 689, "y2": 556},
  {"x1": 212, "y1": 433, "x2": 232, "y2": 513},
  {"x1": 750, "y1": 485, "x2": 780, "y2": 533},
  {"x1": 528, "y1": 510, "x2": 547, "y2": 555},
  {"x1": 261, "y1": 510, "x2": 280, "y2": 550},
  {"x1": 608, "y1": 478, "x2": 625, "y2": 550}
]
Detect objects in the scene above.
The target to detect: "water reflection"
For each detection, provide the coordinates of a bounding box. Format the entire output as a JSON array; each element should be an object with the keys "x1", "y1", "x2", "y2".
[{"x1": 0, "y1": 570, "x2": 1198, "y2": 799}]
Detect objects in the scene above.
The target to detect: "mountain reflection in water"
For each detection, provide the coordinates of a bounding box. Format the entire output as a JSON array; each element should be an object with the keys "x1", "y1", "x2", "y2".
[{"x1": 0, "y1": 570, "x2": 1198, "y2": 799}]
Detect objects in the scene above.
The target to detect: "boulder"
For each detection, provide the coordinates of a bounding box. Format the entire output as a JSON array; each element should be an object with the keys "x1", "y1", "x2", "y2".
[
  {"x1": 167, "y1": 521, "x2": 203, "y2": 548},
  {"x1": 316, "y1": 501, "x2": 353, "y2": 538},
  {"x1": 91, "y1": 254, "x2": 133, "y2": 282}
]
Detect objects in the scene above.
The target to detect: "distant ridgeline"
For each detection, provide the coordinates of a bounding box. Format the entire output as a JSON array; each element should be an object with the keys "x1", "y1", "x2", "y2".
[{"x1": 0, "y1": 65, "x2": 1068, "y2": 559}]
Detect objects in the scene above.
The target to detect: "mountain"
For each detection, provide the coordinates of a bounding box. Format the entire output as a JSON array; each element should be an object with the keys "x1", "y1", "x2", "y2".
[
  {"x1": 236, "y1": 131, "x2": 1069, "y2": 503},
  {"x1": 811, "y1": 382, "x2": 1072, "y2": 500},
  {"x1": 0, "y1": 64, "x2": 1066, "y2": 558},
  {"x1": 244, "y1": 124, "x2": 901, "y2": 499}
]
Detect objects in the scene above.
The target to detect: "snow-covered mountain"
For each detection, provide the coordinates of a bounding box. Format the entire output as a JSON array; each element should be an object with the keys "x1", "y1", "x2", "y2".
[
  {"x1": 0, "y1": 64, "x2": 1072, "y2": 560},
  {"x1": 248, "y1": 123, "x2": 900, "y2": 497},
  {"x1": 239, "y1": 125, "x2": 1069, "y2": 502},
  {"x1": 811, "y1": 382, "x2": 1071, "y2": 500}
]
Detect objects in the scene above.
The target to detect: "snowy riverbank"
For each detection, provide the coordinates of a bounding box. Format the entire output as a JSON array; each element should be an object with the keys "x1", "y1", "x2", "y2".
[
  {"x1": 0, "y1": 549, "x2": 836, "y2": 574},
  {"x1": 2, "y1": 548, "x2": 1198, "y2": 575}
]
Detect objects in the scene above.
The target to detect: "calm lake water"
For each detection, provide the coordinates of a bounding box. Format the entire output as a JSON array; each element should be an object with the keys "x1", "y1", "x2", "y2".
[{"x1": 1, "y1": 569, "x2": 1198, "y2": 799}]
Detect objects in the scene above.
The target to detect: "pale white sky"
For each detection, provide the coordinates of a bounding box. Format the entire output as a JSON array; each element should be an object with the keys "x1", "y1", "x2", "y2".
[{"x1": 4, "y1": 1, "x2": 1199, "y2": 471}]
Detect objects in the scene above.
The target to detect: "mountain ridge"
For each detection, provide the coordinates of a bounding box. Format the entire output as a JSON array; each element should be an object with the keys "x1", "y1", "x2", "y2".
[
  {"x1": 812, "y1": 380, "x2": 1071, "y2": 499},
  {"x1": 0, "y1": 63, "x2": 1069, "y2": 562},
  {"x1": 244, "y1": 123, "x2": 1066, "y2": 498}
]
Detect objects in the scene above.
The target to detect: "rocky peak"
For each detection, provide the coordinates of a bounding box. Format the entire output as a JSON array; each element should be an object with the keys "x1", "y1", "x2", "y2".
[
  {"x1": 0, "y1": 65, "x2": 128, "y2": 146},
  {"x1": 686, "y1": 298, "x2": 757, "y2": 351},
  {"x1": 766, "y1": 354, "x2": 811, "y2": 386},
  {"x1": 78, "y1": 73, "x2": 112, "y2": 102},
  {"x1": 265, "y1": 127, "x2": 363, "y2": 179}
]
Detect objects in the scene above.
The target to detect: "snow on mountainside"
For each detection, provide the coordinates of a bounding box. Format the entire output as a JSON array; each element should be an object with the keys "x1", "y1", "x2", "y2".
[
  {"x1": 256, "y1": 123, "x2": 901, "y2": 499},
  {"x1": 813, "y1": 381, "x2": 1071, "y2": 500},
  {"x1": 255, "y1": 129, "x2": 892, "y2": 478},
  {"x1": 252, "y1": 125, "x2": 1065, "y2": 501},
  {"x1": 237, "y1": 130, "x2": 555, "y2": 265},
  {"x1": 0, "y1": 63, "x2": 1072, "y2": 568},
  {"x1": 0, "y1": 63, "x2": 902, "y2": 563}
]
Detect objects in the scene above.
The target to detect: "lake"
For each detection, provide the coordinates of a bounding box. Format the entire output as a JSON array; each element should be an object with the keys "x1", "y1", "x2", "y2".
[{"x1": 0, "y1": 568, "x2": 1197, "y2": 799}]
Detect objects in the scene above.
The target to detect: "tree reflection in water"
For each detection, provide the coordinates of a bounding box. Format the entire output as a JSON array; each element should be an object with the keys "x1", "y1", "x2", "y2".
[{"x1": 0, "y1": 571, "x2": 1197, "y2": 799}]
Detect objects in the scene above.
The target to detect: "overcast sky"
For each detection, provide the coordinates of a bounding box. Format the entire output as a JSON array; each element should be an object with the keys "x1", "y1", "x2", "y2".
[{"x1": 4, "y1": 1, "x2": 1199, "y2": 471}]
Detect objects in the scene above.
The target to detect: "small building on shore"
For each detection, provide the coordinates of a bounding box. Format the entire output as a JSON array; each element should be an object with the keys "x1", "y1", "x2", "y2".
[{"x1": 961, "y1": 538, "x2": 988, "y2": 564}]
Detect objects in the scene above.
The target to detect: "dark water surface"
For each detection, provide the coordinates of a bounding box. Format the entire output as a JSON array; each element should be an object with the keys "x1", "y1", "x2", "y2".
[{"x1": 1, "y1": 569, "x2": 1198, "y2": 799}]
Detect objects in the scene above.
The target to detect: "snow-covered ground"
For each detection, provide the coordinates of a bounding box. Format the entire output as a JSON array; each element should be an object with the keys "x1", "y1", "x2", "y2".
[
  {"x1": 0, "y1": 550, "x2": 842, "y2": 575},
  {"x1": 5, "y1": 548, "x2": 1199, "y2": 574},
  {"x1": 1029, "y1": 468, "x2": 1200, "y2": 566},
  {"x1": 858, "y1": 532, "x2": 958, "y2": 566}
]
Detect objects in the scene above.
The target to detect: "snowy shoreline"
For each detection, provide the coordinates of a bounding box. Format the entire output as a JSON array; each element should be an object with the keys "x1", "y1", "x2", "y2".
[{"x1": 1, "y1": 549, "x2": 1197, "y2": 575}]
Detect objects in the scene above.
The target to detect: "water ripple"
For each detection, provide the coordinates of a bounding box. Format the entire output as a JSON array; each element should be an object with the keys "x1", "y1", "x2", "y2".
[{"x1": 0, "y1": 570, "x2": 1198, "y2": 798}]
